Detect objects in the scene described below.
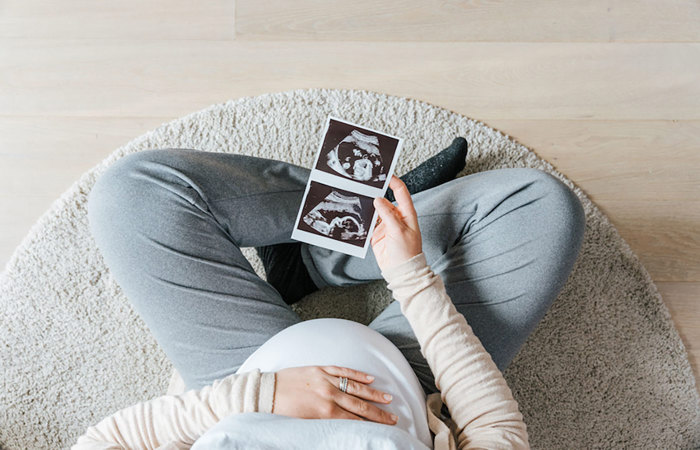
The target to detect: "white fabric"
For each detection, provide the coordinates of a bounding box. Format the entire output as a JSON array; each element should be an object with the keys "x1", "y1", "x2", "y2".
[
  {"x1": 192, "y1": 413, "x2": 430, "y2": 450},
  {"x1": 204, "y1": 317, "x2": 434, "y2": 448}
]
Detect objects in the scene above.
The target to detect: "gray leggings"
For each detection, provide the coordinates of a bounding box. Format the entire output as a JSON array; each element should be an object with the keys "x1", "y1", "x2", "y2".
[{"x1": 87, "y1": 149, "x2": 585, "y2": 396}]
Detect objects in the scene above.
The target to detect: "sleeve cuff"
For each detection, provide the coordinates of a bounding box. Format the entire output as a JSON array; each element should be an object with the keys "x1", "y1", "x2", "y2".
[{"x1": 258, "y1": 371, "x2": 276, "y2": 414}]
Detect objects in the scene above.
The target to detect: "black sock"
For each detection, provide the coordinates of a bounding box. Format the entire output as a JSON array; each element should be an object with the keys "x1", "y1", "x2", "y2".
[
  {"x1": 385, "y1": 137, "x2": 468, "y2": 203},
  {"x1": 255, "y1": 136, "x2": 469, "y2": 306}
]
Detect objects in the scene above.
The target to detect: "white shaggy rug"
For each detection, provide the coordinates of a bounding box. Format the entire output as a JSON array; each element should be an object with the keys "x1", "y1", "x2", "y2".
[{"x1": 1, "y1": 88, "x2": 699, "y2": 449}]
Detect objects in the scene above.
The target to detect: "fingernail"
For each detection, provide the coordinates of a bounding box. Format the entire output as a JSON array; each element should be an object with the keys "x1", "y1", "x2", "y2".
[
  {"x1": 391, "y1": 414, "x2": 398, "y2": 422},
  {"x1": 383, "y1": 393, "x2": 392, "y2": 401},
  {"x1": 366, "y1": 375, "x2": 374, "y2": 381}
]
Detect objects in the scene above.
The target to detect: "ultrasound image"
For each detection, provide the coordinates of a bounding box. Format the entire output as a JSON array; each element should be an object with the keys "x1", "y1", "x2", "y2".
[
  {"x1": 315, "y1": 119, "x2": 399, "y2": 189},
  {"x1": 296, "y1": 180, "x2": 375, "y2": 248},
  {"x1": 302, "y1": 190, "x2": 368, "y2": 241},
  {"x1": 326, "y1": 129, "x2": 386, "y2": 183}
]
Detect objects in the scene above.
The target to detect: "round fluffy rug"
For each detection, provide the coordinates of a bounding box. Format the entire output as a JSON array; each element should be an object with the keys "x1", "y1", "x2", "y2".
[{"x1": 1, "y1": 88, "x2": 698, "y2": 449}]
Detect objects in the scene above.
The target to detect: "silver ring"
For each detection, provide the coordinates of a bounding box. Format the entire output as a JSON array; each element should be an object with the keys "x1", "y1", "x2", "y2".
[{"x1": 339, "y1": 377, "x2": 348, "y2": 393}]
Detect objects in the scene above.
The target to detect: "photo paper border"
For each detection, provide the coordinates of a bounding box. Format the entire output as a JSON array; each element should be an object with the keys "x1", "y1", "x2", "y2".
[{"x1": 291, "y1": 115, "x2": 404, "y2": 259}]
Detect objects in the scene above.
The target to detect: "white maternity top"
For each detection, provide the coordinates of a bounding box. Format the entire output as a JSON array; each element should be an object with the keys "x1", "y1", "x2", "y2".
[{"x1": 228, "y1": 317, "x2": 432, "y2": 447}]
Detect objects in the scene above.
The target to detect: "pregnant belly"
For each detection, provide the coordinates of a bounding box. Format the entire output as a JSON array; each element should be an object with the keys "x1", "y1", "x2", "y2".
[{"x1": 235, "y1": 318, "x2": 432, "y2": 448}]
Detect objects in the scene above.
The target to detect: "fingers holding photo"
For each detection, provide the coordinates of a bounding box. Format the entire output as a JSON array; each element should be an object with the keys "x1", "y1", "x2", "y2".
[
  {"x1": 370, "y1": 176, "x2": 423, "y2": 271},
  {"x1": 373, "y1": 197, "x2": 402, "y2": 231},
  {"x1": 388, "y1": 175, "x2": 418, "y2": 228},
  {"x1": 370, "y1": 222, "x2": 385, "y2": 246}
]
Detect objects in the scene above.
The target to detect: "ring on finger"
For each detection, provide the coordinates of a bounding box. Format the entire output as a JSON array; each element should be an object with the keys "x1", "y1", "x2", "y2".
[{"x1": 339, "y1": 377, "x2": 349, "y2": 393}]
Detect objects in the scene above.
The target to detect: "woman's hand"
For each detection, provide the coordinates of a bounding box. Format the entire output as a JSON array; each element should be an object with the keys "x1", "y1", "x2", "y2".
[
  {"x1": 273, "y1": 365, "x2": 398, "y2": 425},
  {"x1": 371, "y1": 175, "x2": 423, "y2": 272}
]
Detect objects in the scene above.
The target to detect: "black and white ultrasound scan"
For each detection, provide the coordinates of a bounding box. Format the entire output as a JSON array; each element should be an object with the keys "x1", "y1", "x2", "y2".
[
  {"x1": 298, "y1": 182, "x2": 374, "y2": 247},
  {"x1": 315, "y1": 118, "x2": 400, "y2": 189},
  {"x1": 291, "y1": 116, "x2": 403, "y2": 258}
]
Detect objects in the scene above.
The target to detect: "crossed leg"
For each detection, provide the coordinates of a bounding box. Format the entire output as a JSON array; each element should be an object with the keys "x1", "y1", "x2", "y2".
[{"x1": 88, "y1": 148, "x2": 585, "y2": 395}]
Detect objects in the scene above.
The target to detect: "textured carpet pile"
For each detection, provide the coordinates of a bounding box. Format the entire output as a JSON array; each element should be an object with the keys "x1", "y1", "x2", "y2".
[{"x1": 1, "y1": 88, "x2": 698, "y2": 449}]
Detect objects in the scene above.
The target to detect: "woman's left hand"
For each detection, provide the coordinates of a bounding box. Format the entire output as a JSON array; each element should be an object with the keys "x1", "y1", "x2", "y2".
[
  {"x1": 272, "y1": 365, "x2": 397, "y2": 425},
  {"x1": 371, "y1": 175, "x2": 423, "y2": 272}
]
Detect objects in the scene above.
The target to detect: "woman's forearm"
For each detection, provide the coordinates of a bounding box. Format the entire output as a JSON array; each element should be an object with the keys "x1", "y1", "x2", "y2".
[
  {"x1": 382, "y1": 252, "x2": 530, "y2": 450},
  {"x1": 72, "y1": 368, "x2": 275, "y2": 449}
]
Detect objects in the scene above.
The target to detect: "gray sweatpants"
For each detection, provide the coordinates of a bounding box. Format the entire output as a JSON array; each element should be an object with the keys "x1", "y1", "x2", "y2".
[{"x1": 87, "y1": 148, "x2": 585, "y2": 395}]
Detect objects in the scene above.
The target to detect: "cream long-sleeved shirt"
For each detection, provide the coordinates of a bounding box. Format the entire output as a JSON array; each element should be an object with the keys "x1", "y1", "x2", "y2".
[{"x1": 72, "y1": 252, "x2": 529, "y2": 449}]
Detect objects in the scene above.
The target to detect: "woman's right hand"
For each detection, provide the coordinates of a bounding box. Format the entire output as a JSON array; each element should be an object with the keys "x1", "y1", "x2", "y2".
[{"x1": 272, "y1": 365, "x2": 398, "y2": 426}]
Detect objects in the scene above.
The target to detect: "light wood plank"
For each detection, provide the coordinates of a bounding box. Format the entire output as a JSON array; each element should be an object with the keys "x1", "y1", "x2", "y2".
[
  {"x1": 0, "y1": 40, "x2": 699, "y2": 120},
  {"x1": 657, "y1": 282, "x2": 700, "y2": 396},
  {"x1": 236, "y1": 0, "x2": 700, "y2": 42},
  {"x1": 0, "y1": 0, "x2": 236, "y2": 40},
  {"x1": 603, "y1": 200, "x2": 699, "y2": 283},
  {"x1": 0, "y1": 116, "x2": 172, "y2": 158},
  {"x1": 487, "y1": 119, "x2": 700, "y2": 202}
]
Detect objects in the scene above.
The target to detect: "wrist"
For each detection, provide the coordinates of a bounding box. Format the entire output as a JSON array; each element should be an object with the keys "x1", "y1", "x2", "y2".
[{"x1": 381, "y1": 252, "x2": 427, "y2": 279}]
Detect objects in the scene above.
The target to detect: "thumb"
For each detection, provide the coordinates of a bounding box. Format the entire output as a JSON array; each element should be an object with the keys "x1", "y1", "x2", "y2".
[{"x1": 373, "y1": 197, "x2": 401, "y2": 231}]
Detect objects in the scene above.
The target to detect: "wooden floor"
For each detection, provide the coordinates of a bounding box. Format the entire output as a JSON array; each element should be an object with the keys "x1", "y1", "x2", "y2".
[{"x1": 1, "y1": 1, "x2": 698, "y2": 393}]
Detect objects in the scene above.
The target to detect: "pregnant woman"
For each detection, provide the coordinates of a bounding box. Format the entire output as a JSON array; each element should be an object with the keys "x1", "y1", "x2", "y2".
[{"x1": 73, "y1": 138, "x2": 585, "y2": 449}]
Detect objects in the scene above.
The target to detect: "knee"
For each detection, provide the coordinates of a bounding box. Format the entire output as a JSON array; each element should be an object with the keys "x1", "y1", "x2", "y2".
[
  {"x1": 87, "y1": 150, "x2": 168, "y2": 238},
  {"x1": 519, "y1": 168, "x2": 586, "y2": 256}
]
